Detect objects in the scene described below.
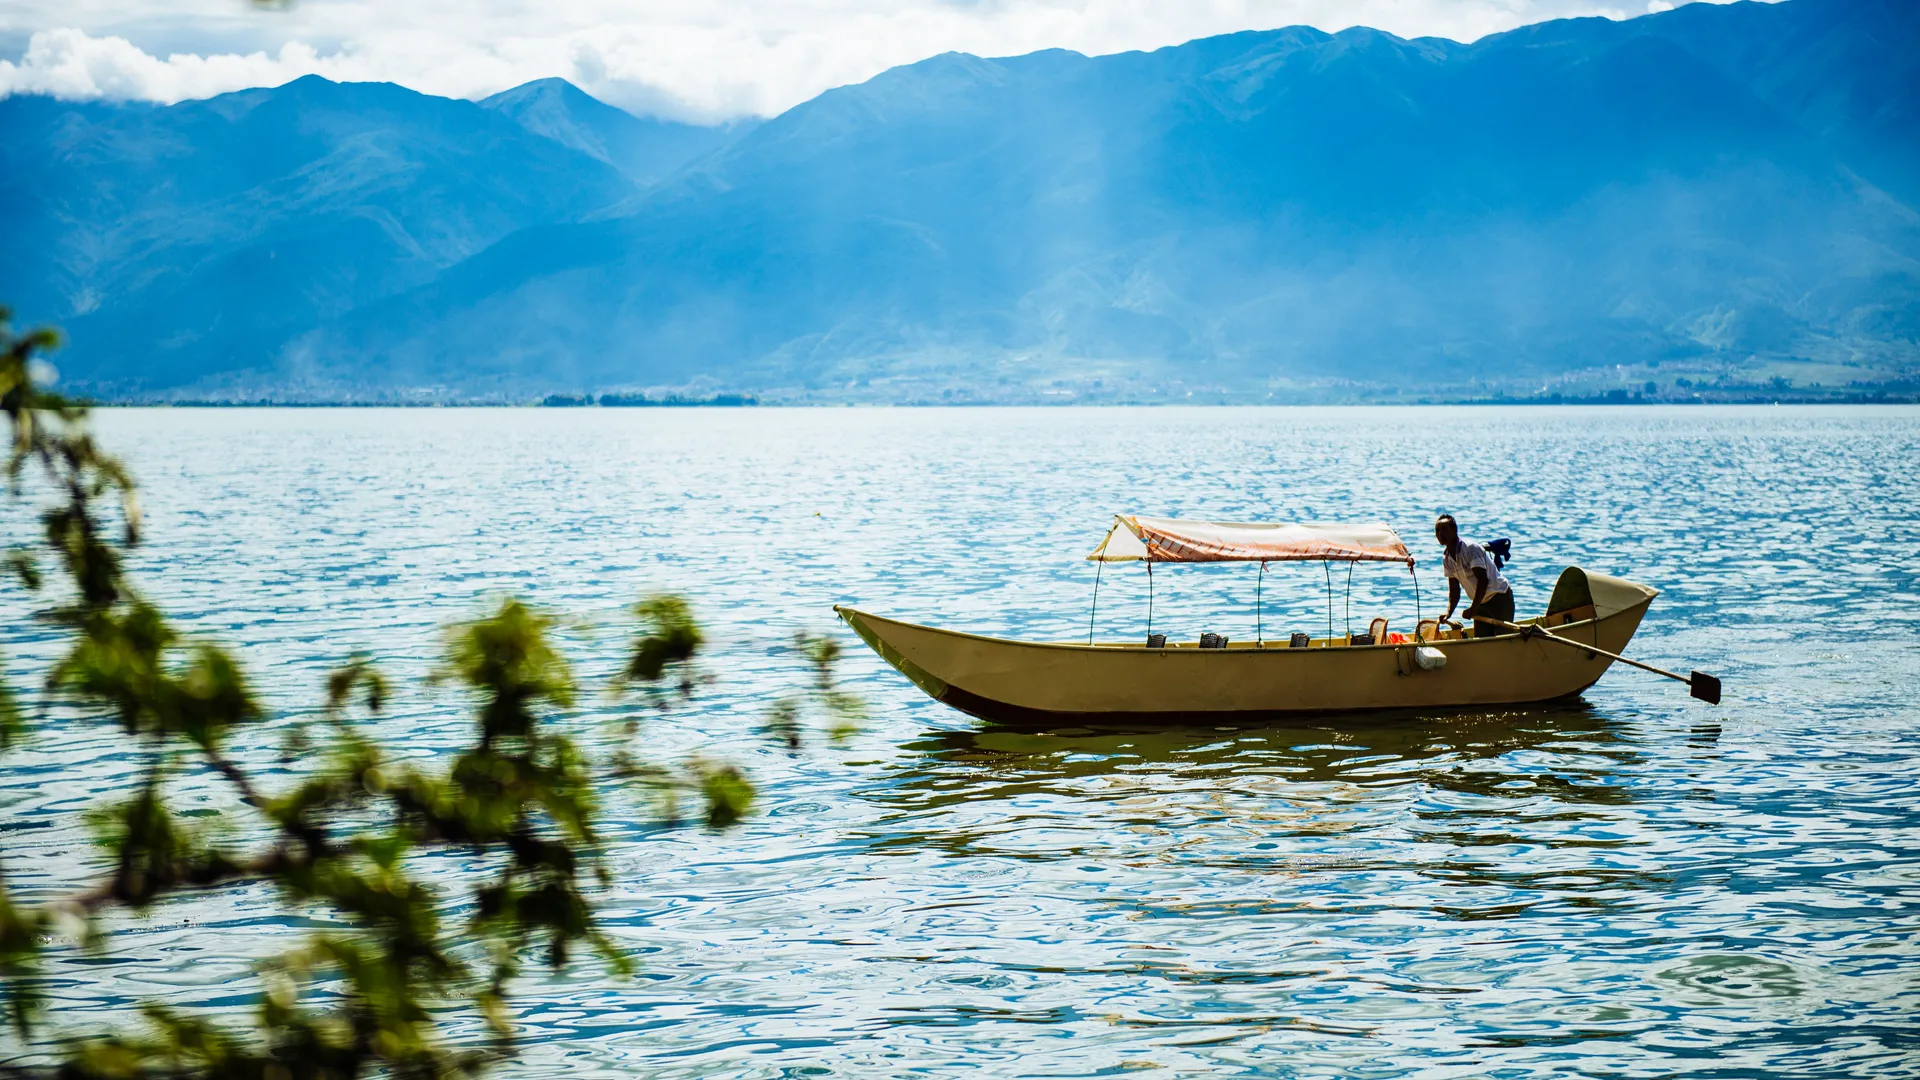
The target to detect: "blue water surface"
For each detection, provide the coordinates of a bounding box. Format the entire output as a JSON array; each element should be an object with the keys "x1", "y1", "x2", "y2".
[{"x1": 3, "y1": 406, "x2": 1918, "y2": 1077}]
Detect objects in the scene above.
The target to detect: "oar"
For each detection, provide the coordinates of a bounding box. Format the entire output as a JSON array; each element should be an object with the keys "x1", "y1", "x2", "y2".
[{"x1": 1475, "y1": 617, "x2": 1722, "y2": 705}]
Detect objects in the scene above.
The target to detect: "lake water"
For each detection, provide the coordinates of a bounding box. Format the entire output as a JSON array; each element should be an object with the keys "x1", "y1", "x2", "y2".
[{"x1": 4, "y1": 406, "x2": 1919, "y2": 1077}]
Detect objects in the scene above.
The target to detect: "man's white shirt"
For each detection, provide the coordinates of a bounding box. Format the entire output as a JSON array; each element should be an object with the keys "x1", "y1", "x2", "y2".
[{"x1": 1443, "y1": 541, "x2": 1511, "y2": 599}]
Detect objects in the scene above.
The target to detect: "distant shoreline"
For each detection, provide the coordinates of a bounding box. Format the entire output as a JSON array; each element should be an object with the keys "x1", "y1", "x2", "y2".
[{"x1": 75, "y1": 395, "x2": 1920, "y2": 408}]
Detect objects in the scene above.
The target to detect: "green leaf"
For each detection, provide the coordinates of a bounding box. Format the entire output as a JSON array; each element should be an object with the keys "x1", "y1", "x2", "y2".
[
  {"x1": 698, "y1": 763, "x2": 754, "y2": 828},
  {"x1": 325, "y1": 655, "x2": 387, "y2": 718},
  {"x1": 92, "y1": 782, "x2": 241, "y2": 909},
  {"x1": 0, "y1": 662, "x2": 21, "y2": 753},
  {"x1": 175, "y1": 644, "x2": 262, "y2": 750},
  {"x1": 3, "y1": 549, "x2": 38, "y2": 592},
  {"x1": 623, "y1": 595, "x2": 701, "y2": 684},
  {"x1": 443, "y1": 599, "x2": 575, "y2": 743},
  {"x1": 0, "y1": 876, "x2": 44, "y2": 1038}
]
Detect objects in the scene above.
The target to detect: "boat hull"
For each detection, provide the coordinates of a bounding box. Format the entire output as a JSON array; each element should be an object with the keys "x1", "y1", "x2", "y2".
[{"x1": 836, "y1": 568, "x2": 1657, "y2": 723}]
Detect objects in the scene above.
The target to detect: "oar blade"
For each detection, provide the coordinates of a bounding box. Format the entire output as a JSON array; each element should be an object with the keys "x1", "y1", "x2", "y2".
[{"x1": 1690, "y1": 671, "x2": 1722, "y2": 705}]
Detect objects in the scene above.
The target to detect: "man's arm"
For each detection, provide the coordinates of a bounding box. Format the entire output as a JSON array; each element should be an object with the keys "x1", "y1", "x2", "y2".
[
  {"x1": 1467, "y1": 567, "x2": 1489, "y2": 616},
  {"x1": 1444, "y1": 577, "x2": 1461, "y2": 621}
]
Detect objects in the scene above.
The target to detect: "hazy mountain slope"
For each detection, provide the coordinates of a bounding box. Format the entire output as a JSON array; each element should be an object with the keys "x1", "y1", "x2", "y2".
[
  {"x1": 304, "y1": 0, "x2": 1919, "y2": 397},
  {"x1": 7, "y1": 0, "x2": 1916, "y2": 398},
  {"x1": 479, "y1": 78, "x2": 754, "y2": 186},
  {"x1": 0, "y1": 76, "x2": 636, "y2": 387},
  {"x1": 0, "y1": 94, "x2": 151, "y2": 326},
  {"x1": 1580, "y1": 0, "x2": 1920, "y2": 202}
]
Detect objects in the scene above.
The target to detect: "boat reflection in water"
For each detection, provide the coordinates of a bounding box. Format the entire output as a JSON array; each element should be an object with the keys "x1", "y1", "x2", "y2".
[
  {"x1": 880, "y1": 703, "x2": 1639, "y2": 811},
  {"x1": 861, "y1": 703, "x2": 1661, "y2": 906},
  {"x1": 879, "y1": 699, "x2": 1643, "y2": 857}
]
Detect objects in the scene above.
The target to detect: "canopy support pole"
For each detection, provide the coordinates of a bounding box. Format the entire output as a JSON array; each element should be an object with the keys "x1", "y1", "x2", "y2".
[
  {"x1": 1146, "y1": 562, "x2": 1155, "y2": 639},
  {"x1": 1256, "y1": 561, "x2": 1266, "y2": 648},
  {"x1": 1345, "y1": 562, "x2": 1356, "y2": 639},
  {"x1": 1087, "y1": 556, "x2": 1104, "y2": 645},
  {"x1": 1323, "y1": 560, "x2": 1334, "y2": 645},
  {"x1": 1411, "y1": 563, "x2": 1423, "y2": 633}
]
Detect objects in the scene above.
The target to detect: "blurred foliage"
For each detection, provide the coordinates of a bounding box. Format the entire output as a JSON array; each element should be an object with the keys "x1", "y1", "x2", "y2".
[
  {"x1": 0, "y1": 307, "x2": 852, "y2": 1077},
  {"x1": 763, "y1": 632, "x2": 866, "y2": 752},
  {"x1": 621, "y1": 595, "x2": 702, "y2": 687}
]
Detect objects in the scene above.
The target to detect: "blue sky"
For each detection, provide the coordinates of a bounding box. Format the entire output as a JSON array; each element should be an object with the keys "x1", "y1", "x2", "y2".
[{"x1": 0, "y1": 0, "x2": 1757, "y2": 121}]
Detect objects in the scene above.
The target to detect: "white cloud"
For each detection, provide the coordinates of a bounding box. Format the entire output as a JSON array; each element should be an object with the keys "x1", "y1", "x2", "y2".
[
  {"x1": 0, "y1": 0, "x2": 1766, "y2": 121},
  {"x1": 0, "y1": 28, "x2": 351, "y2": 102}
]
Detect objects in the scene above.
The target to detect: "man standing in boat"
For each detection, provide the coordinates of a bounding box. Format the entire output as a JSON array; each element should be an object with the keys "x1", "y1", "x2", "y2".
[{"x1": 1436, "y1": 514, "x2": 1514, "y2": 638}]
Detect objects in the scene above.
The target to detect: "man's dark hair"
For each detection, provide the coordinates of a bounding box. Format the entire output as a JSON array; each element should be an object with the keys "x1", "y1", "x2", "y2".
[{"x1": 1436, "y1": 513, "x2": 1457, "y2": 530}]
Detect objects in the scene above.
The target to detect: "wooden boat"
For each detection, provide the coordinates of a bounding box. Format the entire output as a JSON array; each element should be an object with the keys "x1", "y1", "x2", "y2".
[{"x1": 837, "y1": 515, "x2": 1662, "y2": 724}]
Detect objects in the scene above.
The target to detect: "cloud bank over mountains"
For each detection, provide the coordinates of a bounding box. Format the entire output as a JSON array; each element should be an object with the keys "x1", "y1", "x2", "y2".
[{"x1": 2, "y1": 0, "x2": 1745, "y2": 121}]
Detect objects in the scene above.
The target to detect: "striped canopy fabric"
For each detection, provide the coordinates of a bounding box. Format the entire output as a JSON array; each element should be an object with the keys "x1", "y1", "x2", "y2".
[{"x1": 1087, "y1": 515, "x2": 1414, "y2": 565}]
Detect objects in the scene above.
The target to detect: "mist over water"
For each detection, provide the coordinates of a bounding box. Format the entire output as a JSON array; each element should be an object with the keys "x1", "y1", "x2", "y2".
[{"x1": 3, "y1": 406, "x2": 1918, "y2": 1076}]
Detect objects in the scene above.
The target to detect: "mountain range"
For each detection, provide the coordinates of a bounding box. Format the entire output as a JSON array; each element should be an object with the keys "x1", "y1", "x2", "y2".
[{"x1": 2, "y1": 0, "x2": 1916, "y2": 402}]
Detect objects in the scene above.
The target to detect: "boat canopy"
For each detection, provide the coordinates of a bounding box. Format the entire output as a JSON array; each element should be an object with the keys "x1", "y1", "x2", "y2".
[{"x1": 1087, "y1": 515, "x2": 1414, "y2": 565}]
